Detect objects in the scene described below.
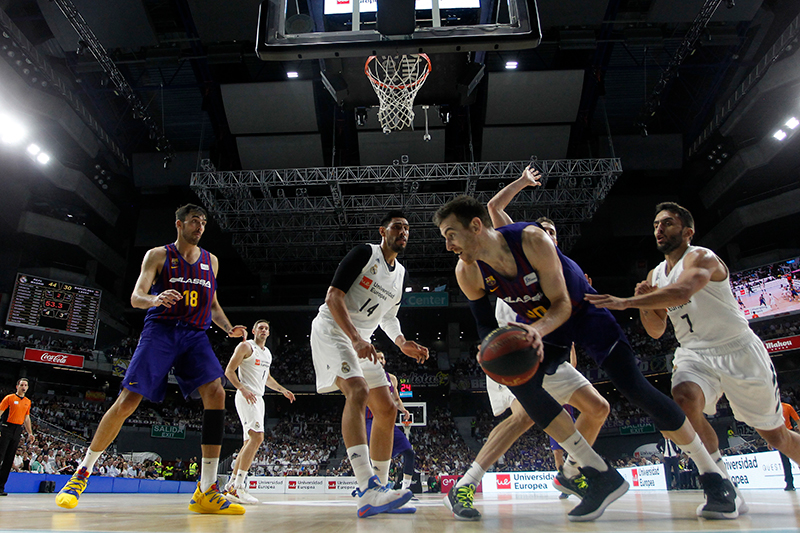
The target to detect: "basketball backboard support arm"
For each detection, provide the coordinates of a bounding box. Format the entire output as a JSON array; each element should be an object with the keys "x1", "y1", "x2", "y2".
[{"x1": 256, "y1": 0, "x2": 541, "y2": 61}]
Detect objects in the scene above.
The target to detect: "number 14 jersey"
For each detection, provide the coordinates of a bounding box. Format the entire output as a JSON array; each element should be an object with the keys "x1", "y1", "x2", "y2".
[{"x1": 651, "y1": 245, "x2": 748, "y2": 349}]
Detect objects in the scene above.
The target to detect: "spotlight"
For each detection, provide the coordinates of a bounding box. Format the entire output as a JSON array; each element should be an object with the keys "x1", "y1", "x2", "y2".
[
  {"x1": 26, "y1": 143, "x2": 40, "y2": 155},
  {"x1": 505, "y1": 61, "x2": 518, "y2": 69},
  {"x1": 786, "y1": 117, "x2": 799, "y2": 130},
  {"x1": 0, "y1": 114, "x2": 26, "y2": 144},
  {"x1": 773, "y1": 130, "x2": 787, "y2": 141},
  {"x1": 286, "y1": 71, "x2": 299, "y2": 79},
  {"x1": 36, "y1": 152, "x2": 50, "y2": 165}
]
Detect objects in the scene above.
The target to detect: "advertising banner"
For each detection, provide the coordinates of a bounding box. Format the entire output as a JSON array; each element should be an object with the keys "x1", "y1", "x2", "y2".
[
  {"x1": 325, "y1": 477, "x2": 359, "y2": 494},
  {"x1": 764, "y1": 335, "x2": 800, "y2": 354},
  {"x1": 481, "y1": 466, "x2": 666, "y2": 493},
  {"x1": 247, "y1": 476, "x2": 286, "y2": 493},
  {"x1": 285, "y1": 477, "x2": 325, "y2": 493},
  {"x1": 720, "y1": 451, "x2": 800, "y2": 489},
  {"x1": 23, "y1": 348, "x2": 84, "y2": 369}
]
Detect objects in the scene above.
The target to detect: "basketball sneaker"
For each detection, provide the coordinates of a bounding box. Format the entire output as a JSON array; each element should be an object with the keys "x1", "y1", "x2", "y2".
[
  {"x1": 353, "y1": 476, "x2": 412, "y2": 518},
  {"x1": 553, "y1": 467, "x2": 588, "y2": 499},
  {"x1": 695, "y1": 473, "x2": 737, "y2": 520},
  {"x1": 567, "y1": 462, "x2": 629, "y2": 522},
  {"x1": 444, "y1": 483, "x2": 481, "y2": 521},
  {"x1": 55, "y1": 467, "x2": 90, "y2": 509},
  {"x1": 223, "y1": 486, "x2": 259, "y2": 505},
  {"x1": 188, "y1": 482, "x2": 246, "y2": 515}
]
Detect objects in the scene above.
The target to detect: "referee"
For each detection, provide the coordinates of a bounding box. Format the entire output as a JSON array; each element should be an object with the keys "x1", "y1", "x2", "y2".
[{"x1": 0, "y1": 378, "x2": 35, "y2": 496}]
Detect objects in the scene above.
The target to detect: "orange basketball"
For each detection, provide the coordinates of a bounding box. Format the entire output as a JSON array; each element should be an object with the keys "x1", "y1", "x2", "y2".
[{"x1": 478, "y1": 325, "x2": 539, "y2": 387}]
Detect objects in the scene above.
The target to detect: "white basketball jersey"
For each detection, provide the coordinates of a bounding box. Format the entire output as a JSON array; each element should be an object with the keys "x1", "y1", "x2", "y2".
[
  {"x1": 237, "y1": 340, "x2": 272, "y2": 394},
  {"x1": 651, "y1": 246, "x2": 749, "y2": 349},
  {"x1": 317, "y1": 244, "x2": 405, "y2": 339}
]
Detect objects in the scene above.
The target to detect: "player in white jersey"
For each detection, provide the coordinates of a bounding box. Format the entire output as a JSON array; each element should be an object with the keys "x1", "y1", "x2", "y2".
[
  {"x1": 588, "y1": 202, "x2": 800, "y2": 515},
  {"x1": 311, "y1": 210, "x2": 429, "y2": 518},
  {"x1": 445, "y1": 167, "x2": 610, "y2": 520},
  {"x1": 223, "y1": 319, "x2": 295, "y2": 504}
]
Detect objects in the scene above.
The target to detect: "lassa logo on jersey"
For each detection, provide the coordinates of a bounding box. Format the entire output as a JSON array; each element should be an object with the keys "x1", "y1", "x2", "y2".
[
  {"x1": 360, "y1": 276, "x2": 373, "y2": 289},
  {"x1": 497, "y1": 474, "x2": 511, "y2": 489}
]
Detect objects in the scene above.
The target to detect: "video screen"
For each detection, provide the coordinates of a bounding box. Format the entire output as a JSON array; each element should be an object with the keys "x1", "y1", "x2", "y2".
[{"x1": 730, "y1": 258, "x2": 800, "y2": 320}]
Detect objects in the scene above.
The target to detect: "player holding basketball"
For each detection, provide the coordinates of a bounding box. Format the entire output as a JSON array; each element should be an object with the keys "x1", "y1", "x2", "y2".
[
  {"x1": 56, "y1": 204, "x2": 247, "y2": 515},
  {"x1": 435, "y1": 193, "x2": 737, "y2": 521},
  {"x1": 587, "y1": 201, "x2": 800, "y2": 516},
  {"x1": 444, "y1": 169, "x2": 610, "y2": 521},
  {"x1": 223, "y1": 319, "x2": 295, "y2": 504},
  {"x1": 311, "y1": 211, "x2": 428, "y2": 517}
]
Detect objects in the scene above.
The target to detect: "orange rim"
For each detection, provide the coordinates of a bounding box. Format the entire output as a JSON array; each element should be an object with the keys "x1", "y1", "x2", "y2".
[{"x1": 365, "y1": 54, "x2": 432, "y2": 90}]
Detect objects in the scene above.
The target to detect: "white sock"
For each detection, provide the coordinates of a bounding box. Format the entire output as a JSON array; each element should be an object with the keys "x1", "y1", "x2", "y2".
[
  {"x1": 557, "y1": 431, "x2": 607, "y2": 472},
  {"x1": 402, "y1": 475, "x2": 413, "y2": 490},
  {"x1": 200, "y1": 458, "x2": 219, "y2": 492},
  {"x1": 372, "y1": 459, "x2": 391, "y2": 486},
  {"x1": 679, "y1": 435, "x2": 720, "y2": 475},
  {"x1": 234, "y1": 469, "x2": 247, "y2": 489},
  {"x1": 348, "y1": 445, "x2": 374, "y2": 490},
  {"x1": 79, "y1": 448, "x2": 103, "y2": 474},
  {"x1": 562, "y1": 456, "x2": 581, "y2": 479},
  {"x1": 456, "y1": 461, "x2": 485, "y2": 488},
  {"x1": 711, "y1": 451, "x2": 730, "y2": 478}
]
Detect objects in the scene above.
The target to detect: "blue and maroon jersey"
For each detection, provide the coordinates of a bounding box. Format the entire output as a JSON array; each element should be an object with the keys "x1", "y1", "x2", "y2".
[
  {"x1": 145, "y1": 244, "x2": 216, "y2": 330},
  {"x1": 477, "y1": 222, "x2": 627, "y2": 362}
]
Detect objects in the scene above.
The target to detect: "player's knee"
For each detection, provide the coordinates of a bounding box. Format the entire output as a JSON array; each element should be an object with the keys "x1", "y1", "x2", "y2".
[
  {"x1": 508, "y1": 406, "x2": 535, "y2": 431},
  {"x1": 761, "y1": 427, "x2": 792, "y2": 450},
  {"x1": 250, "y1": 431, "x2": 265, "y2": 445},
  {"x1": 343, "y1": 380, "x2": 370, "y2": 405},
  {"x1": 584, "y1": 395, "x2": 610, "y2": 420},
  {"x1": 114, "y1": 392, "x2": 141, "y2": 418},
  {"x1": 671, "y1": 384, "x2": 703, "y2": 413}
]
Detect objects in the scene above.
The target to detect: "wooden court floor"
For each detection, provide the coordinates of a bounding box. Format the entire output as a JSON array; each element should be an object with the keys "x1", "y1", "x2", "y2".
[{"x1": 1, "y1": 489, "x2": 799, "y2": 533}]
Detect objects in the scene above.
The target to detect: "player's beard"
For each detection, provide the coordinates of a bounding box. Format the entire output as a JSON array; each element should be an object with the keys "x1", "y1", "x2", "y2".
[
  {"x1": 656, "y1": 233, "x2": 681, "y2": 254},
  {"x1": 389, "y1": 237, "x2": 406, "y2": 255}
]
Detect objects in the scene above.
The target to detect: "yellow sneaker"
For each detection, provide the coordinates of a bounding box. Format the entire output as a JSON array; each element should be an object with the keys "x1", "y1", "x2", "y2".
[
  {"x1": 56, "y1": 467, "x2": 90, "y2": 509},
  {"x1": 188, "y1": 482, "x2": 245, "y2": 515}
]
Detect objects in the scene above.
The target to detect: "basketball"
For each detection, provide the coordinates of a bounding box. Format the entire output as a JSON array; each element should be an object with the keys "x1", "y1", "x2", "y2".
[{"x1": 478, "y1": 325, "x2": 539, "y2": 387}]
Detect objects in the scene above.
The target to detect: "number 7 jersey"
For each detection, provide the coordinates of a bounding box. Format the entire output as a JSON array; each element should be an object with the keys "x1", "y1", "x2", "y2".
[
  {"x1": 651, "y1": 245, "x2": 749, "y2": 349},
  {"x1": 145, "y1": 243, "x2": 217, "y2": 329}
]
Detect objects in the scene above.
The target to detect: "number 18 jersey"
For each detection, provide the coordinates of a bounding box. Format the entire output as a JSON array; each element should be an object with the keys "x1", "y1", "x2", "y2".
[{"x1": 651, "y1": 245, "x2": 749, "y2": 349}]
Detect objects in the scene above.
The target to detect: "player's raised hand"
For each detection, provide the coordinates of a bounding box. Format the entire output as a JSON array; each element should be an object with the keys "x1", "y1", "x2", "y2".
[
  {"x1": 155, "y1": 289, "x2": 182, "y2": 308},
  {"x1": 522, "y1": 166, "x2": 544, "y2": 188},
  {"x1": 585, "y1": 293, "x2": 628, "y2": 310},
  {"x1": 509, "y1": 322, "x2": 544, "y2": 362},
  {"x1": 400, "y1": 340, "x2": 429, "y2": 363},
  {"x1": 353, "y1": 338, "x2": 379, "y2": 363}
]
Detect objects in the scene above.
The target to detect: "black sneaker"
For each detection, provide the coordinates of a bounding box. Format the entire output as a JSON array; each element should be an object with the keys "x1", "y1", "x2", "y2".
[
  {"x1": 443, "y1": 483, "x2": 481, "y2": 521},
  {"x1": 567, "y1": 463, "x2": 629, "y2": 522},
  {"x1": 697, "y1": 473, "x2": 738, "y2": 520},
  {"x1": 553, "y1": 468, "x2": 588, "y2": 499}
]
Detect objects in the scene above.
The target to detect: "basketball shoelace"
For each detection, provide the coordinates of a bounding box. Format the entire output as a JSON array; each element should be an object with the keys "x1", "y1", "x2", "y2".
[
  {"x1": 63, "y1": 470, "x2": 89, "y2": 494},
  {"x1": 456, "y1": 485, "x2": 476, "y2": 508},
  {"x1": 575, "y1": 476, "x2": 588, "y2": 491}
]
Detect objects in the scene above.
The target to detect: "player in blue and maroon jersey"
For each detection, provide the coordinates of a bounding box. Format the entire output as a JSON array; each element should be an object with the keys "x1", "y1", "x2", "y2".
[
  {"x1": 434, "y1": 195, "x2": 736, "y2": 522},
  {"x1": 57, "y1": 204, "x2": 248, "y2": 515}
]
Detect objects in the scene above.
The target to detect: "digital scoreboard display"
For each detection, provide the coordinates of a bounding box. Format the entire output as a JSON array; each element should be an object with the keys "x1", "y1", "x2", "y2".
[{"x1": 6, "y1": 274, "x2": 101, "y2": 339}]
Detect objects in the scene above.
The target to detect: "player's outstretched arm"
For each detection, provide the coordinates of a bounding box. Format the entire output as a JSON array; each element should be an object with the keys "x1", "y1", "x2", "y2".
[
  {"x1": 389, "y1": 374, "x2": 410, "y2": 419},
  {"x1": 225, "y1": 342, "x2": 257, "y2": 404},
  {"x1": 266, "y1": 375, "x2": 295, "y2": 403},
  {"x1": 486, "y1": 166, "x2": 543, "y2": 228},
  {"x1": 637, "y1": 271, "x2": 667, "y2": 339}
]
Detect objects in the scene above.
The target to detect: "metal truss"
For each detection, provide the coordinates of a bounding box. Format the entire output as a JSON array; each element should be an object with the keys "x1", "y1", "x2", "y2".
[{"x1": 191, "y1": 159, "x2": 622, "y2": 274}]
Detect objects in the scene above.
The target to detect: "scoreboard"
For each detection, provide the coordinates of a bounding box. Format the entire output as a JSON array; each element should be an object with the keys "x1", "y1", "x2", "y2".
[{"x1": 6, "y1": 273, "x2": 102, "y2": 339}]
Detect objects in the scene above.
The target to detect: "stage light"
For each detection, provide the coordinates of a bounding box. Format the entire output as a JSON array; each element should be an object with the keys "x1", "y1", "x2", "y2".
[
  {"x1": 786, "y1": 117, "x2": 799, "y2": 130},
  {"x1": 26, "y1": 143, "x2": 40, "y2": 155},
  {"x1": 505, "y1": 61, "x2": 518, "y2": 69},
  {"x1": 0, "y1": 114, "x2": 26, "y2": 144},
  {"x1": 286, "y1": 71, "x2": 299, "y2": 78},
  {"x1": 36, "y1": 152, "x2": 50, "y2": 164},
  {"x1": 773, "y1": 130, "x2": 787, "y2": 141}
]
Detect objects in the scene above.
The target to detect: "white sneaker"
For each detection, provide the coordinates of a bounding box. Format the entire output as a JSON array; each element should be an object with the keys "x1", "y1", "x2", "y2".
[
  {"x1": 223, "y1": 487, "x2": 258, "y2": 504},
  {"x1": 355, "y1": 476, "x2": 412, "y2": 518}
]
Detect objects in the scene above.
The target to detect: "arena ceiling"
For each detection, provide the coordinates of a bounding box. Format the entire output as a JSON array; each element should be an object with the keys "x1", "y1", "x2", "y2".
[{"x1": 0, "y1": 0, "x2": 799, "y2": 302}]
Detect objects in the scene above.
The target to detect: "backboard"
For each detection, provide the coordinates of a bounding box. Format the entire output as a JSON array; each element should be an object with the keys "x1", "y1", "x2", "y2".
[
  {"x1": 256, "y1": 0, "x2": 541, "y2": 61},
  {"x1": 396, "y1": 401, "x2": 427, "y2": 427}
]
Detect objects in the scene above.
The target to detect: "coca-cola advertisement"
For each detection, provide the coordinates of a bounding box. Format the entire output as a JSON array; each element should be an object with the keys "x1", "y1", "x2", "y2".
[{"x1": 23, "y1": 348, "x2": 85, "y2": 369}]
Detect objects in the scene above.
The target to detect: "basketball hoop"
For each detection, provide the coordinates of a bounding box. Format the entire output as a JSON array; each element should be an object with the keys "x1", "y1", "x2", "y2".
[
  {"x1": 401, "y1": 419, "x2": 413, "y2": 428},
  {"x1": 365, "y1": 54, "x2": 432, "y2": 134}
]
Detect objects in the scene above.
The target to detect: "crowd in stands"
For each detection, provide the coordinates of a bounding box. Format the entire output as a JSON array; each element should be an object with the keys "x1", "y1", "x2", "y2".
[
  {"x1": 247, "y1": 412, "x2": 339, "y2": 476},
  {"x1": 0, "y1": 330, "x2": 97, "y2": 359}
]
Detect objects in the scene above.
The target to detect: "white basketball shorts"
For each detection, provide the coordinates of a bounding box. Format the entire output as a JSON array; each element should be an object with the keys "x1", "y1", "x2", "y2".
[
  {"x1": 672, "y1": 331, "x2": 783, "y2": 430},
  {"x1": 486, "y1": 361, "x2": 592, "y2": 416},
  {"x1": 311, "y1": 314, "x2": 390, "y2": 394},
  {"x1": 235, "y1": 391, "x2": 266, "y2": 440}
]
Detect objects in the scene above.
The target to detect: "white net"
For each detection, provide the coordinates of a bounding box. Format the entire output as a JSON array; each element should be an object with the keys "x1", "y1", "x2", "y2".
[{"x1": 365, "y1": 54, "x2": 432, "y2": 134}]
